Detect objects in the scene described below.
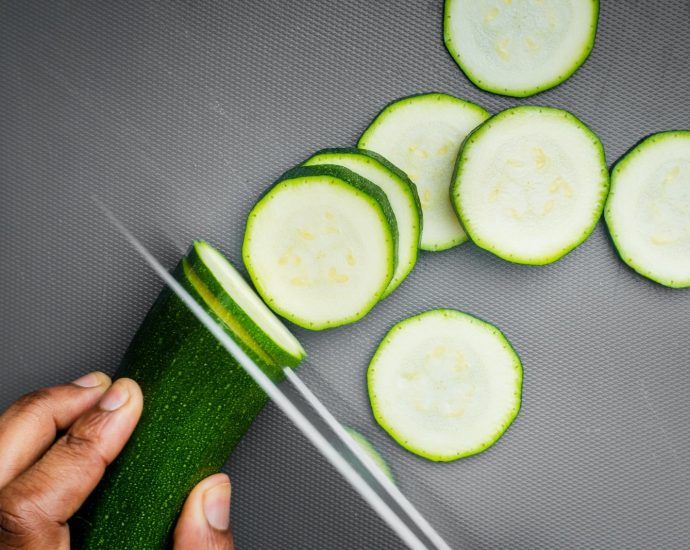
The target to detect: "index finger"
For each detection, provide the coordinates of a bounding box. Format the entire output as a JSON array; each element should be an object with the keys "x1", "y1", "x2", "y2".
[
  {"x1": 0, "y1": 372, "x2": 111, "y2": 490},
  {"x1": 0, "y1": 378, "x2": 143, "y2": 532}
]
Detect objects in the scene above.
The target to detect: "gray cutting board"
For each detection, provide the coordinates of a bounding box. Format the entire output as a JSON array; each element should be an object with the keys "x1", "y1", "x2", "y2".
[{"x1": 1, "y1": 1, "x2": 689, "y2": 548}]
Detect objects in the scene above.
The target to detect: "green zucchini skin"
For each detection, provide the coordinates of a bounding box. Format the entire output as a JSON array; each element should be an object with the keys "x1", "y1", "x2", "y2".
[
  {"x1": 279, "y1": 164, "x2": 400, "y2": 253},
  {"x1": 185, "y1": 241, "x2": 305, "y2": 368},
  {"x1": 304, "y1": 147, "x2": 424, "y2": 224},
  {"x1": 243, "y1": 164, "x2": 399, "y2": 330},
  {"x1": 277, "y1": 164, "x2": 399, "y2": 276},
  {"x1": 71, "y1": 259, "x2": 281, "y2": 549}
]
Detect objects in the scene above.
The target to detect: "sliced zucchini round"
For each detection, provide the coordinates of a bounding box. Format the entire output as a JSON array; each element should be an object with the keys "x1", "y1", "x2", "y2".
[
  {"x1": 303, "y1": 148, "x2": 422, "y2": 297},
  {"x1": 358, "y1": 93, "x2": 489, "y2": 251},
  {"x1": 368, "y1": 309, "x2": 522, "y2": 462},
  {"x1": 243, "y1": 165, "x2": 397, "y2": 330},
  {"x1": 345, "y1": 428, "x2": 394, "y2": 482},
  {"x1": 444, "y1": 0, "x2": 599, "y2": 97},
  {"x1": 452, "y1": 106, "x2": 608, "y2": 265},
  {"x1": 605, "y1": 131, "x2": 690, "y2": 288},
  {"x1": 185, "y1": 240, "x2": 306, "y2": 367}
]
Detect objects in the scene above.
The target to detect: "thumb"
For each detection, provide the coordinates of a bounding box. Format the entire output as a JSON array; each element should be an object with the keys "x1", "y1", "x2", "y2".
[{"x1": 173, "y1": 473, "x2": 234, "y2": 550}]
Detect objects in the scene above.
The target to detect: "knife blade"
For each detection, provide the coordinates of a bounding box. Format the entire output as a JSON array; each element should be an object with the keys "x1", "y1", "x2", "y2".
[{"x1": 97, "y1": 199, "x2": 453, "y2": 550}]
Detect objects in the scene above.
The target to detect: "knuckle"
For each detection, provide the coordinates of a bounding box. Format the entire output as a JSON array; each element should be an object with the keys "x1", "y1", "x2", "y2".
[
  {"x1": 10, "y1": 389, "x2": 54, "y2": 421},
  {"x1": 0, "y1": 492, "x2": 45, "y2": 538},
  {"x1": 58, "y1": 416, "x2": 110, "y2": 469},
  {"x1": 0, "y1": 388, "x2": 59, "y2": 436}
]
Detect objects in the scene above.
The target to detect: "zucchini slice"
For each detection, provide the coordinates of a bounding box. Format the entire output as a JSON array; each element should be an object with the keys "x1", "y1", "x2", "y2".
[
  {"x1": 605, "y1": 131, "x2": 690, "y2": 288},
  {"x1": 452, "y1": 106, "x2": 608, "y2": 265},
  {"x1": 358, "y1": 93, "x2": 489, "y2": 251},
  {"x1": 243, "y1": 165, "x2": 398, "y2": 330},
  {"x1": 303, "y1": 148, "x2": 422, "y2": 297},
  {"x1": 368, "y1": 309, "x2": 522, "y2": 462},
  {"x1": 72, "y1": 248, "x2": 304, "y2": 549},
  {"x1": 444, "y1": 0, "x2": 599, "y2": 97},
  {"x1": 186, "y1": 241, "x2": 305, "y2": 366},
  {"x1": 346, "y1": 428, "x2": 394, "y2": 482}
]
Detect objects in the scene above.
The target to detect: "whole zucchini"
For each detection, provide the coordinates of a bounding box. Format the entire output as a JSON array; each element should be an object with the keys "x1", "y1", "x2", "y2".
[{"x1": 71, "y1": 242, "x2": 305, "y2": 549}]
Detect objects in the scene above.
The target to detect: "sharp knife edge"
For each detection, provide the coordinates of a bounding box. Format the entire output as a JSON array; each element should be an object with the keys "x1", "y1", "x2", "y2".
[{"x1": 97, "y1": 199, "x2": 447, "y2": 550}]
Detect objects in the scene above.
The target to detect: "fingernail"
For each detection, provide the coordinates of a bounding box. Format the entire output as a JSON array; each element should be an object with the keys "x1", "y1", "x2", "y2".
[
  {"x1": 73, "y1": 372, "x2": 105, "y2": 388},
  {"x1": 98, "y1": 380, "x2": 130, "y2": 411},
  {"x1": 203, "y1": 479, "x2": 231, "y2": 531}
]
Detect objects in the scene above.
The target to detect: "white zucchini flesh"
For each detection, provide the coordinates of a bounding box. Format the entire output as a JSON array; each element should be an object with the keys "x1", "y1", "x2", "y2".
[
  {"x1": 368, "y1": 309, "x2": 522, "y2": 462},
  {"x1": 243, "y1": 171, "x2": 395, "y2": 330},
  {"x1": 359, "y1": 93, "x2": 489, "y2": 251},
  {"x1": 605, "y1": 131, "x2": 690, "y2": 288},
  {"x1": 453, "y1": 106, "x2": 608, "y2": 265},
  {"x1": 303, "y1": 149, "x2": 421, "y2": 297},
  {"x1": 191, "y1": 241, "x2": 306, "y2": 364},
  {"x1": 444, "y1": 0, "x2": 599, "y2": 97}
]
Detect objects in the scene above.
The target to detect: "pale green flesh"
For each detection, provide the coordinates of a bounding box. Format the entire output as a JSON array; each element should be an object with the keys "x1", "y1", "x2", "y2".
[
  {"x1": 453, "y1": 106, "x2": 608, "y2": 265},
  {"x1": 243, "y1": 176, "x2": 395, "y2": 330},
  {"x1": 368, "y1": 309, "x2": 522, "y2": 462},
  {"x1": 444, "y1": 0, "x2": 599, "y2": 97},
  {"x1": 359, "y1": 93, "x2": 489, "y2": 251},
  {"x1": 193, "y1": 241, "x2": 306, "y2": 361},
  {"x1": 605, "y1": 131, "x2": 690, "y2": 288},
  {"x1": 304, "y1": 151, "x2": 420, "y2": 297}
]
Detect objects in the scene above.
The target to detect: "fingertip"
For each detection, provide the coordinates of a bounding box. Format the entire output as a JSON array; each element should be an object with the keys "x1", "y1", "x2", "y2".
[
  {"x1": 105, "y1": 378, "x2": 143, "y2": 413},
  {"x1": 72, "y1": 371, "x2": 111, "y2": 389},
  {"x1": 203, "y1": 476, "x2": 231, "y2": 531},
  {"x1": 174, "y1": 473, "x2": 234, "y2": 547},
  {"x1": 200, "y1": 472, "x2": 231, "y2": 493},
  {"x1": 118, "y1": 378, "x2": 143, "y2": 402}
]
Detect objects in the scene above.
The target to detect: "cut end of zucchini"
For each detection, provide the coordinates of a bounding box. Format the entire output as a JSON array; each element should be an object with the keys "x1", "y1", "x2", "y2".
[
  {"x1": 453, "y1": 106, "x2": 608, "y2": 265},
  {"x1": 186, "y1": 241, "x2": 306, "y2": 366},
  {"x1": 444, "y1": 0, "x2": 599, "y2": 97},
  {"x1": 605, "y1": 131, "x2": 690, "y2": 288},
  {"x1": 243, "y1": 165, "x2": 397, "y2": 330},
  {"x1": 368, "y1": 309, "x2": 522, "y2": 462},
  {"x1": 303, "y1": 148, "x2": 422, "y2": 297},
  {"x1": 358, "y1": 93, "x2": 489, "y2": 252}
]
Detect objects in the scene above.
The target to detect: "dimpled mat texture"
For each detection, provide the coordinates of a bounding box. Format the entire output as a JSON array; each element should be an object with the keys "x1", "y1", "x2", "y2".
[{"x1": 1, "y1": 1, "x2": 689, "y2": 548}]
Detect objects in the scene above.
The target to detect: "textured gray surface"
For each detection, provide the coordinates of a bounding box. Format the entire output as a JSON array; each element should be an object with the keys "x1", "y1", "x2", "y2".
[{"x1": 1, "y1": 1, "x2": 689, "y2": 548}]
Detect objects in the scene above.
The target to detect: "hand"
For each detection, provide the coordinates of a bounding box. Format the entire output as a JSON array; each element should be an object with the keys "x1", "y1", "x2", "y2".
[{"x1": 0, "y1": 372, "x2": 235, "y2": 549}]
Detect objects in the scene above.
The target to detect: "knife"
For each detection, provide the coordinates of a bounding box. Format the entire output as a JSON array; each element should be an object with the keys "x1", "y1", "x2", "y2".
[{"x1": 98, "y1": 200, "x2": 454, "y2": 550}]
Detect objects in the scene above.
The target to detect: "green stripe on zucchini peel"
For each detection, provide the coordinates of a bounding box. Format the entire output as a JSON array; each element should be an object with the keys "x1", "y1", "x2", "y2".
[{"x1": 71, "y1": 253, "x2": 302, "y2": 549}]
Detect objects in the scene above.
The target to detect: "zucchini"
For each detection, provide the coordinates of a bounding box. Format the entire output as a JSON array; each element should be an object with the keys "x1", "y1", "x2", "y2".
[
  {"x1": 452, "y1": 106, "x2": 608, "y2": 265},
  {"x1": 303, "y1": 148, "x2": 422, "y2": 297},
  {"x1": 72, "y1": 242, "x2": 304, "y2": 549},
  {"x1": 368, "y1": 309, "x2": 522, "y2": 462},
  {"x1": 346, "y1": 427, "x2": 394, "y2": 482},
  {"x1": 243, "y1": 165, "x2": 398, "y2": 330},
  {"x1": 358, "y1": 93, "x2": 489, "y2": 251},
  {"x1": 186, "y1": 240, "x2": 305, "y2": 366},
  {"x1": 444, "y1": 0, "x2": 599, "y2": 97},
  {"x1": 604, "y1": 131, "x2": 690, "y2": 288}
]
